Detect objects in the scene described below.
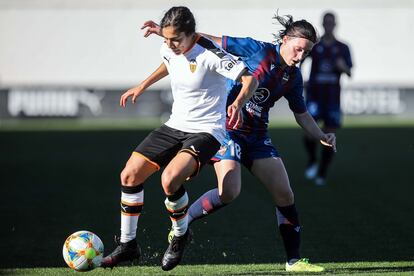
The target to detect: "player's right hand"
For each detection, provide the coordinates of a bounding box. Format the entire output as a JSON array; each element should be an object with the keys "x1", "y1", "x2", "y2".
[
  {"x1": 141, "y1": 20, "x2": 162, "y2": 37},
  {"x1": 320, "y1": 133, "x2": 337, "y2": 152},
  {"x1": 227, "y1": 104, "x2": 243, "y2": 129},
  {"x1": 120, "y1": 86, "x2": 142, "y2": 107}
]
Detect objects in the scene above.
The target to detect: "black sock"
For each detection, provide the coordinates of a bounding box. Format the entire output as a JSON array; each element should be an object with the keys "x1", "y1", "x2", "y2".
[
  {"x1": 318, "y1": 146, "x2": 335, "y2": 178},
  {"x1": 303, "y1": 136, "x2": 317, "y2": 165},
  {"x1": 276, "y1": 204, "x2": 301, "y2": 262}
]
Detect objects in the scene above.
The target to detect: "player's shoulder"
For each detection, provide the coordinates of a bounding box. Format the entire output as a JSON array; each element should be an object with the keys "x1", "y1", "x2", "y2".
[
  {"x1": 160, "y1": 42, "x2": 172, "y2": 55},
  {"x1": 196, "y1": 35, "x2": 228, "y2": 59},
  {"x1": 335, "y1": 39, "x2": 351, "y2": 50},
  {"x1": 242, "y1": 37, "x2": 274, "y2": 50}
]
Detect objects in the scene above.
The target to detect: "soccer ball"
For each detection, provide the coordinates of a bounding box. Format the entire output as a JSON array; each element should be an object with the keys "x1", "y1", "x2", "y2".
[{"x1": 62, "y1": 230, "x2": 104, "y2": 271}]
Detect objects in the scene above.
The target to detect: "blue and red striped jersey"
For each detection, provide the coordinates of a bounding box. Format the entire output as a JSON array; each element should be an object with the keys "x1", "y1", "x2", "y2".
[{"x1": 222, "y1": 36, "x2": 306, "y2": 134}]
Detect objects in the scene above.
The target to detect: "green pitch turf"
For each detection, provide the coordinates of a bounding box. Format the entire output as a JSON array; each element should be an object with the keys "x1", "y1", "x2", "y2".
[
  {"x1": 2, "y1": 262, "x2": 414, "y2": 275},
  {"x1": 1, "y1": 127, "x2": 413, "y2": 273}
]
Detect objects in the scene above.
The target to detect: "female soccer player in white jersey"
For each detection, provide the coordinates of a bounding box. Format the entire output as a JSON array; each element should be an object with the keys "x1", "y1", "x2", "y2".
[
  {"x1": 141, "y1": 13, "x2": 335, "y2": 273},
  {"x1": 101, "y1": 6, "x2": 258, "y2": 271}
]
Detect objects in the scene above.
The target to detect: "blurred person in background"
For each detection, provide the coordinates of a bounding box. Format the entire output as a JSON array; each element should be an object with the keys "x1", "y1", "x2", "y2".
[
  {"x1": 142, "y1": 12, "x2": 335, "y2": 272},
  {"x1": 303, "y1": 11, "x2": 353, "y2": 185},
  {"x1": 101, "y1": 6, "x2": 258, "y2": 271}
]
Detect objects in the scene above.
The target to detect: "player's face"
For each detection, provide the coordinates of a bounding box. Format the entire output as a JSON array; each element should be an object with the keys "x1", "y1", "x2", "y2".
[
  {"x1": 323, "y1": 15, "x2": 336, "y2": 35},
  {"x1": 162, "y1": 26, "x2": 196, "y2": 55},
  {"x1": 280, "y1": 36, "x2": 314, "y2": 66}
]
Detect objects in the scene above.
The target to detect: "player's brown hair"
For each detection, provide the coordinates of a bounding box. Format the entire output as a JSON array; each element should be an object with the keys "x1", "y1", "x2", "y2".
[
  {"x1": 273, "y1": 12, "x2": 318, "y2": 44},
  {"x1": 160, "y1": 6, "x2": 196, "y2": 36}
]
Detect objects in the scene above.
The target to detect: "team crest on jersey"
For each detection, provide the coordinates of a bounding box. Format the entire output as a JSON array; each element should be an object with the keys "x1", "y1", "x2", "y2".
[
  {"x1": 252, "y1": 87, "x2": 270, "y2": 104},
  {"x1": 281, "y1": 72, "x2": 289, "y2": 84},
  {"x1": 189, "y1": 59, "x2": 197, "y2": 73}
]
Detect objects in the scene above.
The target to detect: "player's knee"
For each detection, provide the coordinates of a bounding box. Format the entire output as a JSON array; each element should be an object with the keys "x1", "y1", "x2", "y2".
[
  {"x1": 120, "y1": 167, "x2": 141, "y2": 186},
  {"x1": 219, "y1": 183, "x2": 241, "y2": 203},
  {"x1": 275, "y1": 190, "x2": 294, "y2": 206},
  {"x1": 161, "y1": 169, "x2": 180, "y2": 196}
]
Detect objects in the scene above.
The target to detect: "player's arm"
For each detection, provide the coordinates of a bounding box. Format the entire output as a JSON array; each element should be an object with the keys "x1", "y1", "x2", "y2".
[
  {"x1": 199, "y1": 33, "x2": 222, "y2": 46},
  {"x1": 294, "y1": 111, "x2": 337, "y2": 152},
  {"x1": 336, "y1": 44, "x2": 353, "y2": 77},
  {"x1": 336, "y1": 58, "x2": 352, "y2": 77},
  {"x1": 141, "y1": 20, "x2": 223, "y2": 46},
  {"x1": 120, "y1": 63, "x2": 169, "y2": 107},
  {"x1": 227, "y1": 71, "x2": 258, "y2": 128}
]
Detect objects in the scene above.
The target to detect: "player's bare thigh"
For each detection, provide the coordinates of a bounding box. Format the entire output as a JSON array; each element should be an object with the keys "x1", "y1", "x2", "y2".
[
  {"x1": 120, "y1": 152, "x2": 159, "y2": 186},
  {"x1": 161, "y1": 151, "x2": 198, "y2": 196},
  {"x1": 251, "y1": 157, "x2": 294, "y2": 206},
  {"x1": 213, "y1": 159, "x2": 242, "y2": 203}
]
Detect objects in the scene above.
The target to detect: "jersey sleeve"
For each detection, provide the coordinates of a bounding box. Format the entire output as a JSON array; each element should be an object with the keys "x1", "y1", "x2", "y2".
[
  {"x1": 284, "y1": 70, "x2": 307, "y2": 114},
  {"x1": 198, "y1": 36, "x2": 247, "y2": 81},
  {"x1": 343, "y1": 44, "x2": 353, "y2": 69},
  {"x1": 213, "y1": 52, "x2": 247, "y2": 81},
  {"x1": 222, "y1": 36, "x2": 266, "y2": 58},
  {"x1": 160, "y1": 43, "x2": 171, "y2": 70}
]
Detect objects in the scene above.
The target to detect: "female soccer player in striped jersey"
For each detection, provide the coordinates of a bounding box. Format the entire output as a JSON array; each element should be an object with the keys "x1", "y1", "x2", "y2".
[
  {"x1": 101, "y1": 6, "x2": 258, "y2": 271},
  {"x1": 142, "y1": 12, "x2": 335, "y2": 272}
]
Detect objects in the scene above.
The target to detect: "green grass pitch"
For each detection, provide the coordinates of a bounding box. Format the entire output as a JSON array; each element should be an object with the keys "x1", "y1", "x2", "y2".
[{"x1": 0, "y1": 125, "x2": 413, "y2": 274}]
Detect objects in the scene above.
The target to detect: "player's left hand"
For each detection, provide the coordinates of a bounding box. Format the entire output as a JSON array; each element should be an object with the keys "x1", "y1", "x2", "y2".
[
  {"x1": 141, "y1": 20, "x2": 162, "y2": 37},
  {"x1": 227, "y1": 104, "x2": 243, "y2": 129},
  {"x1": 320, "y1": 133, "x2": 337, "y2": 152}
]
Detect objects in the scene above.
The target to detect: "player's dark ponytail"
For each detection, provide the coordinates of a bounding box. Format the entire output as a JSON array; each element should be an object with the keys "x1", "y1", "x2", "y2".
[
  {"x1": 160, "y1": 6, "x2": 196, "y2": 36},
  {"x1": 273, "y1": 12, "x2": 318, "y2": 44}
]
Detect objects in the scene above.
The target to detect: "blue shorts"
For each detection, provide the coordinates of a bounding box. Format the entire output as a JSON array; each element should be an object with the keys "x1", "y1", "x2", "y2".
[
  {"x1": 212, "y1": 131, "x2": 279, "y2": 170},
  {"x1": 306, "y1": 84, "x2": 342, "y2": 128}
]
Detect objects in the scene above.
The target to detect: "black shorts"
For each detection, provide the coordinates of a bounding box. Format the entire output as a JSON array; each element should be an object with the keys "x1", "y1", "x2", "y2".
[{"x1": 135, "y1": 124, "x2": 221, "y2": 177}]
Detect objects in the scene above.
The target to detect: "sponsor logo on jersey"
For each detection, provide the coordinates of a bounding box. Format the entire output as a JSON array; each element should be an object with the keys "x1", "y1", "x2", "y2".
[
  {"x1": 245, "y1": 101, "x2": 263, "y2": 117},
  {"x1": 224, "y1": 58, "x2": 238, "y2": 71},
  {"x1": 189, "y1": 59, "x2": 197, "y2": 73},
  {"x1": 252, "y1": 87, "x2": 270, "y2": 104}
]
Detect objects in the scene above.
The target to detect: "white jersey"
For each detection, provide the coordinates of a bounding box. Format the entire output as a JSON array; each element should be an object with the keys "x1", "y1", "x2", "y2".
[{"x1": 161, "y1": 35, "x2": 246, "y2": 143}]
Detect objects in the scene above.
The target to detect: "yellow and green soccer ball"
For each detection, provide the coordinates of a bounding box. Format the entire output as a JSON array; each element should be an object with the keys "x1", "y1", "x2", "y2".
[{"x1": 62, "y1": 230, "x2": 104, "y2": 271}]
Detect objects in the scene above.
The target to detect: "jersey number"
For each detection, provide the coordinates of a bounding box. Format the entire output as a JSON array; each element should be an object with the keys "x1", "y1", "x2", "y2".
[{"x1": 228, "y1": 140, "x2": 241, "y2": 159}]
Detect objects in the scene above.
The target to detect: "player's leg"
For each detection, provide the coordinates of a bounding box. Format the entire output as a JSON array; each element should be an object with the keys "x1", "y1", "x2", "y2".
[
  {"x1": 315, "y1": 90, "x2": 340, "y2": 185},
  {"x1": 101, "y1": 153, "x2": 159, "y2": 268},
  {"x1": 162, "y1": 151, "x2": 198, "y2": 238},
  {"x1": 303, "y1": 134, "x2": 318, "y2": 179},
  {"x1": 315, "y1": 125, "x2": 337, "y2": 185},
  {"x1": 303, "y1": 93, "x2": 321, "y2": 180},
  {"x1": 184, "y1": 160, "x2": 241, "y2": 225},
  {"x1": 251, "y1": 157, "x2": 323, "y2": 272},
  {"x1": 161, "y1": 132, "x2": 220, "y2": 271},
  {"x1": 102, "y1": 125, "x2": 180, "y2": 268},
  {"x1": 187, "y1": 134, "x2": 243, "y2": 225},
  {"x1": 251, "y1": 158, "x2": 299, "y2": 259}
]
